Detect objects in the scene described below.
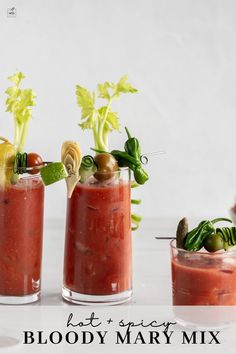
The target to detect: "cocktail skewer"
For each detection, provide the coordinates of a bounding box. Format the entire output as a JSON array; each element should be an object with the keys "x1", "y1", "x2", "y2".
[
  {"x1": 140, "y1": 151, "x2": 166, "y2": 164},
  {"x1": 155, "y1": 236, "x2": 175, "y2": 240}
]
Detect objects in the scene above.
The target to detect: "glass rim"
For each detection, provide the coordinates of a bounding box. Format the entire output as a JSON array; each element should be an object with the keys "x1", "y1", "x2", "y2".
[
  {"x1": 92, "y1": 166, "x2": 130, "y2": 175},
  {"x1": 0, "y1": 163, "x2": 47, "y2": 173},
  {"x1": 170, "y1": 239, "x2": 236, "y2": 256}
]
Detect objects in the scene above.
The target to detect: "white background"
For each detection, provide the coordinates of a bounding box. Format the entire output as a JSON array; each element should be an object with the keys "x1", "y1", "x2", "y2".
[{"x1": 0, "y1": 0, "x2": 236, "y2": 221}]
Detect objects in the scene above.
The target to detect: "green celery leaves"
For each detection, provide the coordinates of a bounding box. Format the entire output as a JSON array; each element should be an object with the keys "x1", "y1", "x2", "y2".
[{"x1": 75, "y1": 75, "x2": 137, "y2": 151}]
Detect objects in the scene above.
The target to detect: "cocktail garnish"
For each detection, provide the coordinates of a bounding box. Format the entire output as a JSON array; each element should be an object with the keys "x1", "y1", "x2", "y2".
[
  {"x1": 176, "y1": 217, "x2": 188, "y2": 249},
  {"x1": 124, "y1": 127, "x2": 141, "y2": 159},
  {"x1": 183, "y1": 218, "x2": 232, "y2": 251},
  {"x1": 93, "y1": 153, "x2": 118, "y2": 181},
  {"x1": 0, "y1": 138, "x2": 16, "y2": 188},
  {"x1": 203, "y1": 233, "x2": 224, "y2": 252},
  {"x1": 108, "y1": 130, "x2": 149, "y2": 184},
  {"x1": 5, "y1": 71, "x2": 36, "y2": 153},
  {"x1": 14, "y1": 152, "x2": 27, "y2": 174},
  {"x1": 216, "y1": 227, "x2": 236, "y2": 250},
  {"x1": 2, "y1": 71, "x2": 40, "y2": 185},
  {"x1": 91, "y1": 128, "x2": 149, "y2": 185},
  {"x1": 27, "y1": 152, "x2": 44, "y2": 175},
  {"x1": 79, "y1": 155, "x2": 97, "y2": 183},
  {"x1": 140, "y1": 151, "x2": 166, "y2": 165},
  {"x1": 76, "y1": 75, "x2": 137, "y2": 152},
  {"x1": 40, "y1": 162, "x2": 68, "y2": 186},
  {"x1": 61, "y1": 141, "x2": 82, "y2": 198}
]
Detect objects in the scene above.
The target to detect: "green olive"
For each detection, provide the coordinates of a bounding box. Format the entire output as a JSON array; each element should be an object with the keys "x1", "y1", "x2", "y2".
[
  {"x1": 94, "y1": 153, "x2": 118, "y2": 181},
  {"x1": 203, "y1": 233, "x2": 224, "y2": 252}
]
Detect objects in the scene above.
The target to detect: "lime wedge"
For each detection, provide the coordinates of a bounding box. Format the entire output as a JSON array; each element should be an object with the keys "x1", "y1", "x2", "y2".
[{"x1": 40, "y1": 162, "x2": 68, "y2": 186}]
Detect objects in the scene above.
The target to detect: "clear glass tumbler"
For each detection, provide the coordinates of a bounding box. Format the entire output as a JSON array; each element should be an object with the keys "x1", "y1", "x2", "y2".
[
  {"x1": 170, "y1": 239, "x2": 236, "y2": 327},
  {"x1": 62, "y1": 168, "x2": 132, "y2": 305},
  {"x1": 0, "y1": 169, "x2": 45, "y2": 304}
]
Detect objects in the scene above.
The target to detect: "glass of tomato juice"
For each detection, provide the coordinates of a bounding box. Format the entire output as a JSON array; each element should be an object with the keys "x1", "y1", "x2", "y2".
[
  {"x1": 62, "y1": 168, "x2": 132, "y2": 305},
  {"x1": 170, "y1": 239, "x2": 236, "y2": 327},
  {"x1": 0, "y1": 167, "x2": 44, "y2": 304}
]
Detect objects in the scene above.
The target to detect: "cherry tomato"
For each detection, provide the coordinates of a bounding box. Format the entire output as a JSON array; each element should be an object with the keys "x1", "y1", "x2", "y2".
[
  {"x1": 27, "y1": 152, "x2": 44, "y2": 175},
  {"x1": 94, "y1": 153, "x2": 118, "y2": 181}
]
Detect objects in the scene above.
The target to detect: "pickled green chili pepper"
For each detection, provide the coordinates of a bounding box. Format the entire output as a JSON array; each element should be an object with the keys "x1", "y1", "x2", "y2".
[
  {"x1": 110, "y1": 149, "x2": 148, "y2": 185},
  {"x1": 133, "y1": 168, "x2": 149, "y2": 185},
  {"x1": 110, "y1": 149, "x2": 140, "y2": 170},
  {"x1": 184, "y1": 218, "x2": 232, "y2": 251},
  {"x1": 124, "y1": 127, "x2": 141, "y2": 160},
  {"x1": 124, "y1": 127, "x2": 148, "y2": 184}
]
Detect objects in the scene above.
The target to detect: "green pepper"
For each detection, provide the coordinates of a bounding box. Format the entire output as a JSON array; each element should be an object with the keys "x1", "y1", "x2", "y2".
[
  {"x1": 124, "y1": 127, "x2": 141, "y2": 160},
  {"x1": 110, "y1": 150, "x2": 149, "y2": 184},
  {"x1": 184, "y1": 218, "x2": 232, "y2": 251},
  {"x1": 134, "y1": 167, "x2": 149, "y2": 185},
  {"x1": 110, "y1": 149, "x2": 140, "y2": 169}
]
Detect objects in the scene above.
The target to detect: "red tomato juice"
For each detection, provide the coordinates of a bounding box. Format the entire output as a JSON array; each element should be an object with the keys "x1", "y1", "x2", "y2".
[
  {"x1": 0, "y1": 177, "x2": 44, "y2": 296},
  {"x1": 172, "y1": 255, "x2": 236, "y2": 305},
  {"x1": 63, "y1": 180, "x2": 132, "y2": 296}
]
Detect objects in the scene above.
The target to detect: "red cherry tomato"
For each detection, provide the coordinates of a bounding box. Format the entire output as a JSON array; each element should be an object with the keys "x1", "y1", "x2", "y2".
[{"x1": 27, "y1": 153, "x2": 44, "y2": 174}]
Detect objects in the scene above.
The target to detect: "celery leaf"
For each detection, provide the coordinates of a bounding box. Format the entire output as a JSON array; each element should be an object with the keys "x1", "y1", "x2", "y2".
[
  {"x1": 106, "y1": 111, "x2": 119, "y2": 130},
  {"x1": 115, "y1": 75, "x2": 138, "y2": 97},
  {"x1": 8, "y1": 72, "x2": 25, "y2": 86},
  {"x1": 76, "y1": 85, "x2": 94, "y2": 119},
  {"x1": 97, "y1": 81, "x2": 113, "y2": 99}
]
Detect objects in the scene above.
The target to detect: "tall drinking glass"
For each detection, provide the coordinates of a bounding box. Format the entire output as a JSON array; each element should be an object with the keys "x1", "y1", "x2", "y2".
[
  {"x1": 0, "y1": 168, "x2": 44, "y2": 304},
  {"x1": 62, "y1": 168, "x2": 132, "y2": 305}
]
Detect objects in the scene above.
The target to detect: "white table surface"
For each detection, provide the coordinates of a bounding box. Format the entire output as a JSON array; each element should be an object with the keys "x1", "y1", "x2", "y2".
[{"x1": 1, "y1": 218, "x2": 236, "y2": 354}]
